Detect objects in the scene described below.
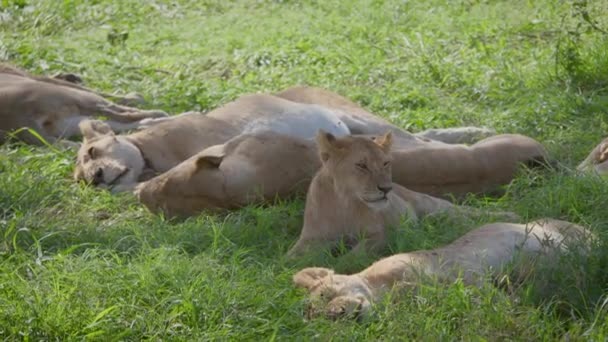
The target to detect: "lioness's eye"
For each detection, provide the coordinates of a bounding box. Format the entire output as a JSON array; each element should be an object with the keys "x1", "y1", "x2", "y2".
[
  {"x1": 356, "y1": 163, "x2": 368, "y2": 171},
  {"x1": 383, "y1": 161, "x2": 391, "y2": 167}
]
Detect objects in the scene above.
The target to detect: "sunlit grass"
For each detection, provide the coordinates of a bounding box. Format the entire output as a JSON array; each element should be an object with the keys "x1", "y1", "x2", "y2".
[{"x1": 1, "y1": 0, "x2": 608, "y2": 339}]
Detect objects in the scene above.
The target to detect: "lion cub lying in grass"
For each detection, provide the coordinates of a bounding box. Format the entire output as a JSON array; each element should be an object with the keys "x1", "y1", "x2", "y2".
[
  {"x1": 287, "y1": 131, "x2": 519, "y2": 256},
  {"x1": 0, "y1": 64, "x2": 167, "y2": 145},
  {"x1": 294, "y1": 219, "x2": 592, "y2": 320}
]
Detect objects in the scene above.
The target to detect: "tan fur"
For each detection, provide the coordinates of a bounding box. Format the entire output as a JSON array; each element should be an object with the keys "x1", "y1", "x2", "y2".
[
  {"x1": 294, "y1": 219, "x2": 592, "y2": 319},
  {"x1": 277, "y1": 86, "x2": 496, "y2": 144},
  {"x1": 74, "y1": 86, "x2": 544, "y2": 198},
  {"x1": 391, "y1": 134, "x2": 548, "y2": 197},
  {"x1": 135, "y1": 132, "x2": 321, "y2": 216},
  {"x1": 131, "y1": 129, "x2": 545, "y2": 217},
  {"x1": 0, "y1": 64, "x2": 167, "y2": 145},
  {"x1": 288, "y1": 132, "x2": 520, "y2": 256},
  {"x1": 74, "y1": 87, "x2": 442, "y2": 188},
  {"x1": 578, "y1": 137, "x2": 608, "y2": 175}
]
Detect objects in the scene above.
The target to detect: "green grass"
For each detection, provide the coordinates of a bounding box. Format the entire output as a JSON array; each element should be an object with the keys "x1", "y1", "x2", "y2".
[{"x1": 2, "y1": 0, "x2": 608, "y2": 339}]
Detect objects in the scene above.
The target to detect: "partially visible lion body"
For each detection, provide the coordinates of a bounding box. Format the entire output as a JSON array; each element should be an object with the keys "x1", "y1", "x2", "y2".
[
  {"x1": 293, "y1": 219, "x2": 592, "y2": 319},
  {"x1": 0, "y1": 64, "x2": 166, "y2": 145},
  {"x1": 392, "y1": 134, "x2": 547, "y2": 196},
  {"x1": 134, "y1": 131, "x2": 545, "y2": 217},
  {"x1": 124, "y1": 93, "x2": 350, "y2": 173},
  {"x1": 578, "y1": 137, "x2": 608, "y2": 175},
  {"x1": 136, "y1": 132, "x2": 322, "y2": 215}
]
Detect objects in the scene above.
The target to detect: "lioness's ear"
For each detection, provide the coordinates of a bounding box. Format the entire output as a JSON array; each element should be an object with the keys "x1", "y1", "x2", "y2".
[
  {"x1": 195, "y1": 144, "x2": 225, "y2": 169},
  {"x1": 374, "y1": 131, "x2": 392, "y2": 153},
  {"x1": 293, "y1": 267, "x2": 334, "y2": 291},
  {"x1": 79, "y1": 120, "x2": 114, "y2": 142},
  {"x1": 316, "y1": 129, "x2": 340, "y2": 162}
]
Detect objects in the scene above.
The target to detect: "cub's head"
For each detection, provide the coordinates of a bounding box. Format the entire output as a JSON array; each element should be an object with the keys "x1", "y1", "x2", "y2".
[
  {"x1": 74, "y1": 120, "x2": 144, "y2": 188},
  {"x1": 577, "y1": 138, "x2": 608, "y2": 175},
  {"x1": 316, "y1": 130, "x2": 393, "y2": 210},
  {"x1": 293, "y1": 267, "x2": 372, "y2": 320}
]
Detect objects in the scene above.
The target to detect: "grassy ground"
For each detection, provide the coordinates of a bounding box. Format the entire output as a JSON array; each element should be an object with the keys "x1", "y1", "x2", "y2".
[{"x1": 1, "y1": 0, "x2": 608, "y2": 339}]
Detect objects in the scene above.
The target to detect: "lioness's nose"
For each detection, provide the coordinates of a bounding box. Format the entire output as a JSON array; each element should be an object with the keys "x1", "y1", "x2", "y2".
[
  {"x1": 377, "y1": 185, "x2": 392, "y2": 194},
  {"x1": 327, "y1": 307, "x2": 346, "y2": 320},
  {"x1": 92, "y1": 168, "x2": 104, "y2": 185}
]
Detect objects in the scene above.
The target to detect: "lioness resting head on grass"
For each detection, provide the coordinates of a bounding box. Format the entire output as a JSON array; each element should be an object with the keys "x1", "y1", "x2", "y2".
[
  {"x1": 0, "y1": 64, "x2": 167, "y2": 145},
  {"x1": 294, "y1": 219, "x2": 592, "y2": 320},
  {"x1": 73, "y1": 90, "x2": 352, "y2": 188},
  {"x1": 577, "y1": 137, "x2": 608, "y2": 175},
  {"x1": 286, "y1": 131, "x2": 524, "y2": 256},
  {"x1": 73, "y1": 86, "x2": 497, "y2": 189},
  {"x1": 132, "y1": 129, "x2": 545, "y2": 217},
  {"x1": 74, "y1": 86, "x2": 544, "y2": 197}
]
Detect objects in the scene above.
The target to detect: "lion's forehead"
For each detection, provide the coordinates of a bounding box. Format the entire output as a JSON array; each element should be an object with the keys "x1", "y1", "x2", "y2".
[{"x1": 348, "y1": 149, "x2": 389, "y2": 164}]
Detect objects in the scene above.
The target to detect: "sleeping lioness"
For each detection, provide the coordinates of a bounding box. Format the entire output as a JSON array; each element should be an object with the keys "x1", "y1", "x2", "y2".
[
  {"x1": 74, "y1": 86, "x2": 542, "y2": 194},
  {"x1": 0, "y1": 64, "x2": 167, "y2": 145},
  {"x1": 293, "y1": 219, "x2": 592, "y2": 320}
]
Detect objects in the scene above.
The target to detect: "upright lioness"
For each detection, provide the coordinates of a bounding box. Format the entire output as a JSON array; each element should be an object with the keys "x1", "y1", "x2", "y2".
[
  {"x1": 0, "y1": 64, "x2": 167, "y2": 145},
  {"x1": 287, "y1": 131, "x2": 526, "y2": 256},
  {"x1": 293, "y1": 219, "x2": 592, "y2": 319}
]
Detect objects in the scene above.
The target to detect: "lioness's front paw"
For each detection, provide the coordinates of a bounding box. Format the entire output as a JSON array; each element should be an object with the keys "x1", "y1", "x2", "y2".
[
  {"x1": 117, "y1": 92, "x2": 146, "y2": 106},
  {"x1": 110, "y1": 183, "x2": 137, "y2": 194}
]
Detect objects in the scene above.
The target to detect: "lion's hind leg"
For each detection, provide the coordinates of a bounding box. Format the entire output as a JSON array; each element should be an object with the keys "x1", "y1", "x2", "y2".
[{"x1": 416, "y1": 127, "x2": 496, "y2": 144}]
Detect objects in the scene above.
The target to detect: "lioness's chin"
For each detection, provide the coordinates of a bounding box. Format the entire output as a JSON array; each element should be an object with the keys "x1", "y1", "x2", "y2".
[
  {"x1": 99, "y1": 168, "x2": 139, "y2": 189},
  {"x1": 361, "y1": 197, "x2": 389, "y2": 210}
]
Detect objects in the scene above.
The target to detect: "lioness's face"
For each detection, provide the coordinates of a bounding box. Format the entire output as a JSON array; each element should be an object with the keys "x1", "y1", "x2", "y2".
[
  {"x1": 74, "y1": 120, "x2": 144, "y2": 187},
  {"x1": 317, "y1": 130, "x2": 393, "y2": 210},
  {"x1": 578, "y1": 138, "x2": 608, "y2": 176},
  {"x1": 293, "y1": 267, "x2": 372, "y2": 320}
]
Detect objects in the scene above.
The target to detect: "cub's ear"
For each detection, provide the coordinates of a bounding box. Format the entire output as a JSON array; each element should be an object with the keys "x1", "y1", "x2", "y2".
[
  {"x1": 316, "y1": 129, "x2": 340, "y2": 163},
  {"x1": 374, "y1": 131, "x2": 392, "y2": 153},
  {"x1": 195, "y1": 144, "x2": 225, "y2": 169},
  {"x1": 79, "y1": 120, "x2": 114, "y2": 142},
  {"x1": 293, "y1": 267, "x2": 334, "y2": 291}
]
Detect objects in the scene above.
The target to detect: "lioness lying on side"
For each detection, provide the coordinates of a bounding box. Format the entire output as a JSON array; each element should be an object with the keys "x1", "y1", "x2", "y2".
[
  {"x1": 0, "y1": 64, "x2": 167, "y2": 145},
  {"x1": 293, "y1": 219, "x2": 592, "y2": 320},
  {"x1": 132, "y1": 129, "x2": 545, "y2": 217},
  {"x1": 74, "y1": 86, "x2": 545, "y2": 196},
  {"x1": 577, "y1": 137, "x2": 608, "y2": 175}
]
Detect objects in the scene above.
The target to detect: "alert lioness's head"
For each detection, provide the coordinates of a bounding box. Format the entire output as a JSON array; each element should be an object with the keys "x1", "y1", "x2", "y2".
[
  {"x1": 293, "y1": 267, "x2": 373, "y2": 320},
  {"x1": 74, "y1": 120, "x2": 144, "y2": 187},
  {"x1": 316, "y1": 130, "x2": 393, "y2": 210},
  {"x1": 578, "y1": 138, "x2": 608, "y2": 175}
]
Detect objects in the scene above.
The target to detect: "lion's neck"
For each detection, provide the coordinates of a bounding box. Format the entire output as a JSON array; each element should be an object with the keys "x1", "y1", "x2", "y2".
[
  {"x1": 124, "y1": 137, "x2": 147, "y2": 163},
  {"x1": 127, "y1": 135, "x2": 186, "y2": 173}
]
